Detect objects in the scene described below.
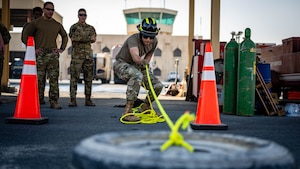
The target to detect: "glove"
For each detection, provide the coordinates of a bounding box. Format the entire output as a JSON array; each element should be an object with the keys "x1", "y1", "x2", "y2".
[{"x1": 140, "y1": 59, "x2": 148, "y2": 69}]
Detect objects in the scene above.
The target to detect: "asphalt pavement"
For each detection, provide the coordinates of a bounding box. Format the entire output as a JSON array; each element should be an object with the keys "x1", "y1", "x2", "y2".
[{"x1": 0, "y1": 82, "x2": 300, "y2": 169}]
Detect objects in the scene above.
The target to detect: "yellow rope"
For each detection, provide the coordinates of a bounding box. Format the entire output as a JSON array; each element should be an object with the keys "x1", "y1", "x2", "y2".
[
  {"x1": 120, "y1": 109, "x2": 165, "y2": 124},
  {"x1": 119, "y1": 65, "x2": 195, "y2": 152},
  {"x1": 144, "y1": 65, "x2": 195, "y2": 152},
  {"x1": 160, "y1": 112, "x2": 195, "y2": 152},
  {"x1": 120, "y1": 84, "x2": 165, "y2": 124}
]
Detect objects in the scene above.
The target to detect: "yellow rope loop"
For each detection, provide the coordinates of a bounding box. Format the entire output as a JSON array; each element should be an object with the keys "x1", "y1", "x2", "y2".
[
  {"x1": 139, "y1": 109, "x2": 165, "y2": 124},
  {"x1": 120, "y1": 108, "x2": 165, "y2": 124},
  {"x1": 160, "y1": 133, "x2": 188, "y2": 152},
  {"x1": 160, "y1": 112, "x2": 195, "y2": 152},
  {"x1": 175, "y1": 112, "x2": 195, "y2": 131},
  {"x1": 120, "y1": 84, "x2": 165, "y2": 124},
  {"x1": 156, "y1": 115, "x2": 166, "y2": 123}
]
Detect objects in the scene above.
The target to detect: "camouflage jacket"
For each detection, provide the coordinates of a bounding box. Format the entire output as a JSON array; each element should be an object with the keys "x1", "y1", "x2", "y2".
[{"x1": 69, "y1": 22, "x2": 96, "y2": 49}]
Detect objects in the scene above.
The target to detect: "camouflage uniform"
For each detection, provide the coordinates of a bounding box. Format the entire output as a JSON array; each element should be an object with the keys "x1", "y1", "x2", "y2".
[
  {"x1": 69, "y1": 22, "x2": 96, "y2": 100},
  {"x1": 22, "y1": 16, "x2": 68, "y2": 108},
  {"x1": 114, "y1": 60, "x2": 163, "y2": 102},
  {"x1": 36, "y1": 50, "x2": 60, "y2": 103},
  {"x1": 113, "y1": 33, "x2": 163, "y2": 103}
]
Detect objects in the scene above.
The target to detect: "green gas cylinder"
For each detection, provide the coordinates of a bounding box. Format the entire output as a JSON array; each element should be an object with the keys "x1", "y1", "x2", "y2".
[
  {"x1": 236, "y1": 28, "x2": 256, "y2": 116},
  {"x1": 223, "y1": 35, "x2": 239, "y2": 115}
]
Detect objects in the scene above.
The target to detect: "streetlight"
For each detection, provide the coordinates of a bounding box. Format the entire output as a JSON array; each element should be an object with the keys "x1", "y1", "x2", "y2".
[{"x1": 175, "y1": 59, "x2": 179, "y2": 84}]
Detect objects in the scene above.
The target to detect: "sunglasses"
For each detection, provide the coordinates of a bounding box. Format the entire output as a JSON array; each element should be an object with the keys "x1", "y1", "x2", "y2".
[
  {"x1": 142, "y1": 35, "x2": 155, "y2": 39},
  {"x1": 78, "y1": 14, "x2": 87, "y2": 17},
  {"x1": 44, "y1": 8, "x2": 54, "y2": 11}
]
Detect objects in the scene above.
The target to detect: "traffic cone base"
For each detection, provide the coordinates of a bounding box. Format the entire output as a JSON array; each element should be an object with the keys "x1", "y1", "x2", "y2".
[
  {"x1": 191, "y1": 42, "x2": 227, "y2": 130},
  {"x1": 5, "y1": 117, "x2": 48, "y2": 125},
  {"x1": 5, "y1": 36, "x2": 48, "y2": 125},
  {"x1": 190, "y1": 122, "x2": 228, "y2": 130}
]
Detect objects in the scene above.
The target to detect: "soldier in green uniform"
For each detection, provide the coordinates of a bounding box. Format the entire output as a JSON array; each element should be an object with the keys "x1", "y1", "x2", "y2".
[
  {"x1": 22, "y1": 1, "x2": 68, "y2": 109},
  {"x1": 113, "y1": 17, "x2": 163, "y2": 122},
  {"x1": 68, "y1": 8, "x2": 96, "y2": 107},
  {"x1": 0, "y1": 23, "x2": 11, "y2": 100}
]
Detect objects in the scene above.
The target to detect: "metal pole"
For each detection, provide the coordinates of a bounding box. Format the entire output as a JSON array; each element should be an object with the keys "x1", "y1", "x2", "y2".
[
  {"x1": 1, "y1": 0, "x2": 10, "y2": 91},
  {"x1": 188, "y1": 0, "x2": 194, "y2": 75},
  {"x1": 175, "y1": 59, "x2": 179, "y2": 84},
  {"x1": 210, "y1": 0, "x2": 220, "y2": 60}
]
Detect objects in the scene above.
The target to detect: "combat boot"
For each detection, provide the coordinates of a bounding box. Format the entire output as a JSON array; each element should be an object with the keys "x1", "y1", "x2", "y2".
[
  {"x1": 50, "y1": 102, "x2": 62, "y2": 109},
  {"x1": 85, "y1": 95, "x2": 95, "y2": 106},
  {"x1": 68, "y1": 98, "x2": 77, "y2": 107},
  {"x1": 139, "y1": 101, "x2": 151, "y2": 113},
  {"x1": 140, "y1": 100, "x2": 161, "y2": 116},
  {"x1": 122, "y1": 101, "x2": 140, "y2": 122}
]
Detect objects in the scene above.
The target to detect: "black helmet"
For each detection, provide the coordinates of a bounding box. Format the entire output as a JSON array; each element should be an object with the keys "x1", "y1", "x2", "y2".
[{"x1": 137, "y1": 17, "x2": 160, "y2": 37}]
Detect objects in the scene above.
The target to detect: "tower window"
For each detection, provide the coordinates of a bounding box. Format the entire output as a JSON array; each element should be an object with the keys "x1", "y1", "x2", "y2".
[
  {"x1": 154, "y1": 48, "x2": 161, "y2": 57},
  {"x1": 102, "y1": 46, "x2": 110, "y2": 53},
  {"x1": 173, "y1": 48, "x2": 181, "y2": 57}
]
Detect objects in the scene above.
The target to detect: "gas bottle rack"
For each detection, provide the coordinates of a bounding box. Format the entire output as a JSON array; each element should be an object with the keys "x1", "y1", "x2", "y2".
[{"x1": 255, "y1": 67, "x2": 285, "y2": 116}]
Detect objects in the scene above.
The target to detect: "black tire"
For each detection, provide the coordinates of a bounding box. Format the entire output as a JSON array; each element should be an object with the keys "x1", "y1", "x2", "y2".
[{"x1": 72, "y1": 131, "x2": 296, "y2": 169}]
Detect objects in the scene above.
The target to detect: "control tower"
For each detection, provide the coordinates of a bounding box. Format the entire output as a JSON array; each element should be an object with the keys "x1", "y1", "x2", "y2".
[{"x1": 123, "y1": 7, "x2": 177, "y2": 35}]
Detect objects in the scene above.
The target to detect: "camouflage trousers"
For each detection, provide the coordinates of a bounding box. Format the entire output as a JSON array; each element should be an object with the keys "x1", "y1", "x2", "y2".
[
  {"x1": 36, "y1": 51, "x2": 60, "y2": 103},
  {"x1": 69, "y1": 58, "x2": 94, "y2": 98},
  {"x1": 113, "y1": 60, "x2": 163, "y2": 102}
]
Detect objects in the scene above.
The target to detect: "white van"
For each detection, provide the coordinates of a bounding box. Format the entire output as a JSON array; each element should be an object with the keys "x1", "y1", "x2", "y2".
[{"x1": 167, "y1": 71, "x2": 180, "y2": 82}]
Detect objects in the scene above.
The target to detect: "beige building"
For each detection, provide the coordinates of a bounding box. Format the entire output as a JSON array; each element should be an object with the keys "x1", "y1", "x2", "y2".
[{"x1": 3, "y1": 0, "x2": 191, "y2": 82}]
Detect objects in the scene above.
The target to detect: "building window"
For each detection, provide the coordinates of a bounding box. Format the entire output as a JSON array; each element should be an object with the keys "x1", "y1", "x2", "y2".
[
  {"x1": 102, "y1": 46, "x2": 110, "y2": 53},
  {"x1": 154, "y1": 48, "x2": 161, "y2": 57},
  {"x1": 153, "y1": 67, "x2": 161, "y2": 76},
  {"x1": 125, "y1": 13, "x2": 140, "y2": 24},
  {"x1": 161, "y1": 13, "x2": 175, "y2": 25},
  {"x1": 141, "y1": 12, "x2": 161, "y2": 23},
  {"x1": 173, "y1": 48, "x2": 181, "y2": 57}
]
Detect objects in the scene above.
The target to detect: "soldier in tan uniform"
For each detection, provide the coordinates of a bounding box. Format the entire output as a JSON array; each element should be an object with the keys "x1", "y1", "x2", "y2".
[
  {"x1": 68, "y1": 8, "x2": 96, "y2": 107},
  {"x1": 113, "y1": 17, "x2": 163, "y2": 122},
  {"x1": 22, "y1": 1, "x2": 68, "y2": 109}
]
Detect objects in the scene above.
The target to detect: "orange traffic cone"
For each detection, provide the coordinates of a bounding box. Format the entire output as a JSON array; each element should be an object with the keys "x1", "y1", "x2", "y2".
[
  {"x1": 190, "y1": 42, "x2": 227, "y2": 130},
  {"x1": 5, "y1": 36, "x2": 48, "y2": 124}
]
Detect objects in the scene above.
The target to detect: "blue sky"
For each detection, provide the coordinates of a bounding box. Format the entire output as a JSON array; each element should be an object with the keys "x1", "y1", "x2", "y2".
[{"x1": 49, "y1": 0, "x2": 300, "y2": 44}]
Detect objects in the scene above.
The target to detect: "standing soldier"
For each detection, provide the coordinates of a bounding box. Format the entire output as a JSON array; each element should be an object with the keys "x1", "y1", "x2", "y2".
[
  {"x1": 113, "y1": 17, "x2": 163, "y2": 122},
  {"x1": 21, "y1": 6, "x2": 43, "y2": 45},
  {"x1": 22, "y1": 1, "x2": 68, "y2": 109},
  {"x1": 68, "y1": 8, "x2": 96, "y2": 107}
]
